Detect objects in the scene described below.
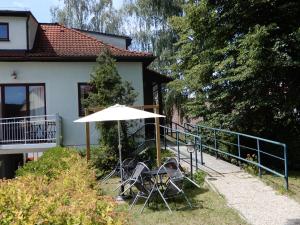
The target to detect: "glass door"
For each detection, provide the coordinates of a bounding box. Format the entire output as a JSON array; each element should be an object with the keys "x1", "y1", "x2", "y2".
[
  {"x1": 0, "y1": 84, "x2": 46, "y2": 144},
  {"x1": 3, "y1": 86, "x2": 27, "y2": 118}
]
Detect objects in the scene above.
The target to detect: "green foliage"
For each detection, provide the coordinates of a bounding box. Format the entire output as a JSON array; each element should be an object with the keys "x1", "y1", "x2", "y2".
[
  {"x1": 0, "y1": 147, "x2": 124, "y2": 224},
  {"x1": 90, "y1": 145, "x2": 118, "y2": 178},
  {"x1": 51, "y1": 0, "x2": 123, "y2": 33},
  {"x1": 169, "y1": 0, "x2": 300, "y2": 167},
  {"x1": 16, "y1": 147, "x2": 78, "y2": 179},
  {"x1": 243, "y1": 154, "x2": 259, "y2": 175},
  {"x1": 123, "y1": 0, "x2": 185, "y2": 74},
  {"x1": 193, "y1": 170, "x2": 206, "y2": 186},
  {"x1": 84, "y1": 50, "x2": 137, "y2": 148}
]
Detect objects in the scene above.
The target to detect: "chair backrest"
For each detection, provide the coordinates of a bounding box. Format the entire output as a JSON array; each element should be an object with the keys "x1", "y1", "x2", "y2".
[
  {"x1": 131, "y1": 162, "x2": 150, "y2": 181},
  {"x1": 159, "y1": 158, "x2": 185, "y2": 193},
  {"x1": 163, "y1": 157, "x2": 184, "y2": 180}
]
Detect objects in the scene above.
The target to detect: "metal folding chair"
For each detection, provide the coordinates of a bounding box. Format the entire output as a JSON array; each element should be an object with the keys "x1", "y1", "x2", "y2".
[
  {"x1": 114, "y1": 162, "x2": 150, "y2": 194},
  {"x1": 130, "y1": 166, "x2": 172, "y2": 213},
  {"x1": 162, "y1": 157, "x2": 193, "y2": 208},
  {"x1": 101, "y1": 158, "x2": 134, "y2": 183}
]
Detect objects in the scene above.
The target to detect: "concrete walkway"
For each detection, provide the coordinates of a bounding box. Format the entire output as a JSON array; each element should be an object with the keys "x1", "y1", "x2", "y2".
[{"x1": 168, "y1": 145, "x2": 300, "y2": 225}]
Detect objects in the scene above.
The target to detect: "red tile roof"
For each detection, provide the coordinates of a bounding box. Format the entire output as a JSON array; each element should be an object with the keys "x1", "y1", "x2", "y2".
[{"x1": 0, "y1": 23, "x2": 154, "y2": 61}]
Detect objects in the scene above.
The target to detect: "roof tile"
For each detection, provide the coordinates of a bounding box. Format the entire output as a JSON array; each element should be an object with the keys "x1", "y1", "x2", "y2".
[{"x1": 0, "y1": 23, "x2": 153, "y2": 60}]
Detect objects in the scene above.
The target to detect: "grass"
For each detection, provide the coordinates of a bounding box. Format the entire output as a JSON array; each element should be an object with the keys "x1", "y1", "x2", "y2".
[
  {"x1": 101, "y1": 178, "x2": 248, "y2": 225},
  {"x1": 262, "y1": 170, "x2": 300, "y2": 203}
]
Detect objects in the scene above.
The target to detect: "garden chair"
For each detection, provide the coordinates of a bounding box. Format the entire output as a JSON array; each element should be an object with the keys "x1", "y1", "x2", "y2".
[
  {"x1": 101, "y1": 158, "x2": 134, "y2": 183},
  {"x1": 129, "y1": 167, "x2": 172, "y2": 213},
  {"x1": 114, "y1": 162, "x2": 150, "y2": 194},
  {"x1": 161, "y1": 158, "x2": 194, "y2": 209}
]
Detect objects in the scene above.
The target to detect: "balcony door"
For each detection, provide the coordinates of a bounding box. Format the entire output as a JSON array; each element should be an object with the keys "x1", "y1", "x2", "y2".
[
  {"x1": 0, "y1": 84, "x2": 46, "y2": 119},
  {"x1": 0, "y1": 84, "x2": 46, "y2": 144}
]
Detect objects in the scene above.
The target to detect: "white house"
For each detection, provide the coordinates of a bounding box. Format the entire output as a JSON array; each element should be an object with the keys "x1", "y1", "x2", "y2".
[{"x1": 0, "y1": 10, "x2": 170, "y2": 178}]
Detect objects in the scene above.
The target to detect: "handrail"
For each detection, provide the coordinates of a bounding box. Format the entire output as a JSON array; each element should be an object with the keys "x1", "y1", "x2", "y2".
[
  {"x1": 132, "y1": 122, "x2": 289, "y2": 190},
  {"x1": 0, "y1": 114, "x2": 57, "y2": 121},
  {"x1": 185, "y1": 123, "x2": 286, "y2": 146}
]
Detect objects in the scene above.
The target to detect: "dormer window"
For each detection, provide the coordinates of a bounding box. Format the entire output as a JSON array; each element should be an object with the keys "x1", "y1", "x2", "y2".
[{"x1": 0, "y1": 23, "x2": 9, "y2": 41}]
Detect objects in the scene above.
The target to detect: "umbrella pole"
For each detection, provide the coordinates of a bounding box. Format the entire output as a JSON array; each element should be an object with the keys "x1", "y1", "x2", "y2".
[{"x1": 116, "y1": 120, "x2": 125, "y2": 201}]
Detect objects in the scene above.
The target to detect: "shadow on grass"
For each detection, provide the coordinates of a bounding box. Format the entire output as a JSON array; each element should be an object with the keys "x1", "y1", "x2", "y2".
[{"x1": 121, "y1": 186, "x2": 209, "y2": 213}]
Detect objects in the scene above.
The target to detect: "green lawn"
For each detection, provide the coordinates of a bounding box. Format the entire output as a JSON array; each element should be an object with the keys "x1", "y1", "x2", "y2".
[
  {"x1": 101, "y1": 178, "x2": 247, "y2": 225},
  {"x1": 262, "y1": 171, "x2": 300, "y2": 203}
]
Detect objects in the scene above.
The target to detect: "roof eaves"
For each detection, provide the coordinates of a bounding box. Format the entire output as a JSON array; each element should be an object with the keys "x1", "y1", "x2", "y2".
[{"x1": 74, "y1": 28, "x2": 132, "y2": 40}]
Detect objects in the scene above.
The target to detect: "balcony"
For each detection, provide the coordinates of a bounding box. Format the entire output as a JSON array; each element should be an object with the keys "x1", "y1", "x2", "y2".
[{"x1": 0, "y1": 114, "x2": 62, "y2": 154}]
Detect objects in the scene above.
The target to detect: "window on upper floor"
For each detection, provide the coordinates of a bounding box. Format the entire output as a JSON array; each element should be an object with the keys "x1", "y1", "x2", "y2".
[{"x1": 0, "y1": 23, "x2": 9, "y2": 41}]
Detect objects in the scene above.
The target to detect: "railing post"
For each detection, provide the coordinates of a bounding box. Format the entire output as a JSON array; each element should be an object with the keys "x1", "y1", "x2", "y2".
[
  {"x1": 24, "y1": 118, "x2": 27, "y2": 144},
  {"x1": 184, "y1": 124, "x2": 187, "y2": 143},
  {"x1": 257, "y1": 139, "x2": 262, "y2": 177},
  {"x1": 190, "y1": 151, "x2": 193, "y2": 180},
  {"x1": 214, "y1": 129, "x2": 218, "y2": 159},
  {"x1": 194, "y1": 136, "x2": 198, "y2": 170},
  {"x1": 199, "y1": 136, "x2": 204, "y2": 165},
  {"x1": 238, "y1": 134, "x2": 241, "y2": 167},
  {"x1": 164, "y1": 127, "x2": 167, "y2": 151},
  {"x1": 55, "y1": 114, "x2": 61, "y2": 146},
  {"x1": 176, "y1": 130, "x2": 180, "y2": 163},
  {"x1": 284, "y1": 144, "x2": 288, "y2": 190}
]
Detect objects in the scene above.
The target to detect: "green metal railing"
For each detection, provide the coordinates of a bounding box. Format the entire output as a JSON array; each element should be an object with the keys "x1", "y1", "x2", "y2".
[
  {"x1": 129, "y1": 122, "x2": 288, "y2": 190},
  {"x1": 183, "y1": 122, "x2": 288, "y2": 190}
]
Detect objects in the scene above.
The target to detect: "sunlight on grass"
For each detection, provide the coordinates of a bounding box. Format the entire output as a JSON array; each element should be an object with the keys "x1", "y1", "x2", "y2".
[
  {"x1": 101, "y1": 178, "x2": 248, "y2": 225},
  {"x1": 262, "y1": 171, "x2": 300, "y2": 203}
]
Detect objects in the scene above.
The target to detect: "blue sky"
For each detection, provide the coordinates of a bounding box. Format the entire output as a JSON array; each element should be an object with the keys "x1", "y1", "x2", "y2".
[{"x1": 0, "y1": 0, "x2": 123, "y2": 23}]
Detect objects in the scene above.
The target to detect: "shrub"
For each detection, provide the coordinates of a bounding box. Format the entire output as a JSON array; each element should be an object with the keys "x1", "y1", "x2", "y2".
[
  {"x1": 243, "y1": 153, "x2": 259, "y2": 175},
  {"x1": 90, "y1": 145, "x2": 118, "y2": 178},
  {"x1": 0, "y1": 147, "x2": 124, "y2": 225},
  {"x1": 16, "y1": 147, "x2": 78, "y2": 179},
  {"x1": 193, "y1": 170, "x2": 206, "y2": 186}
]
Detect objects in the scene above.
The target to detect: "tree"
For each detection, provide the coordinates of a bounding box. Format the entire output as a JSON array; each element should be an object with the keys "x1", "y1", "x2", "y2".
[
  {"x1": 169, "y1": 0, "x2": 300, "y2": 167},
  {"x1": 122, "y1": 0, "x2": 185, "y2": 74},
  {"x1": 84, "y1": 49, "x2": 137, "y2": 162},
  {"x1": 51, "y1": 0, "x2": 123, "y2": 33}
]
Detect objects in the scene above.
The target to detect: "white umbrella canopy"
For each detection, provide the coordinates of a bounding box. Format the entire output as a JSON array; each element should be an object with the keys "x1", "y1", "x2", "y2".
[{"x1": 74, "y1": 104, "x2": 165, "y2": 123}]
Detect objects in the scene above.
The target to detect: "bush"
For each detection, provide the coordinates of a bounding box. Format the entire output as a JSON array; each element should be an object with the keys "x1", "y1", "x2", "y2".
[
  {"x1": 243, "y1": 153, "x2": 259, "y2": 175},
  {"x1": 193, "y1": 170, "x2": 206, "y2": 186},
  {"x1": 90, "y1": 145, "x2": 118, "y2": 178},
  {"x1": 0, "y1": 147, "x2": 124, "y2": 225},
  {"x1": 16, "y1": 147, "x2": 78, "y2": 179}
]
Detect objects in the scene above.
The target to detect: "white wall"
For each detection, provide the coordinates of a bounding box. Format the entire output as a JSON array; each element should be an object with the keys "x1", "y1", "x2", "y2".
[
  {"x1": 0, "y1": 61, "x2": 144, "y2": 146},
  {"x1": 0, "y1": 16, "x2": 27, "y2": 49},
  {"x1": 81, "y1": 31, "x2": 127, "y2": 49},
  {"x1": 28, "y1": 15, "x2": 38, "y2": 50}
]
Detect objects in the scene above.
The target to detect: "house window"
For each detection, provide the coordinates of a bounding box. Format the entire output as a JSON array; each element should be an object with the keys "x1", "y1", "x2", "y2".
[
  {"x1": 0, "y1": 84, "x2": 46, "y2": 118},
  {"x1": 78, "y1": 83, "x2": 92, "y2": 116},
  {"x1": 0, "y1": 23, "x2": 9, "y2": 41}
]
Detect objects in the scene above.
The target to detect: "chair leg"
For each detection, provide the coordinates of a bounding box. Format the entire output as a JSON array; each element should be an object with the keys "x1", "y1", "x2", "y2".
[
  {"x1": 114, "y1": 180, "x2": 130, "y2": 192},
  {"x1": 140, "y1": 188, "x2": 155, "y2": 213},
  {"x1": 130, "y1": 192, "x2": 140, "y2": 210},
  {"x1": 182, "y1": 192, "x2": 192, "y2": 209},
  {"x1": 101, "y1": 169, "x2": 116, "y2": 183},
  {"x1": 157, "y1": 188, "x2": 172, "y2": 213},
  {"x1": 120, "y1": 181, "x2": 136, "y2": 195}
]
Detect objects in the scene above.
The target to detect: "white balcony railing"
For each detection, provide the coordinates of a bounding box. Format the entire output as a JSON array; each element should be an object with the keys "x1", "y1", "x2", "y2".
[{"x1": 0, "y1": 114, "x2": 62, "y2": 146}]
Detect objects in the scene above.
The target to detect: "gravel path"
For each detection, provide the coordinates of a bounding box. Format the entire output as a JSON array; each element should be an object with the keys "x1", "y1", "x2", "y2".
[{"x1": 168, "y1": 145, "x2": 300, "y2": 225}]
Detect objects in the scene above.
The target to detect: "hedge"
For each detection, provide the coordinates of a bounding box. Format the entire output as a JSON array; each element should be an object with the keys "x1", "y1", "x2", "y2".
[{"x1": 0, "y1": 147, "x2": 124, "y2": 225}]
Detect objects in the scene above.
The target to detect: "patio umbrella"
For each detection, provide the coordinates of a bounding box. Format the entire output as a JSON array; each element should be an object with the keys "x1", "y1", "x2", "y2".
[{"x1": 74, "y1": 104, "x2": 165, "y2": 199}]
